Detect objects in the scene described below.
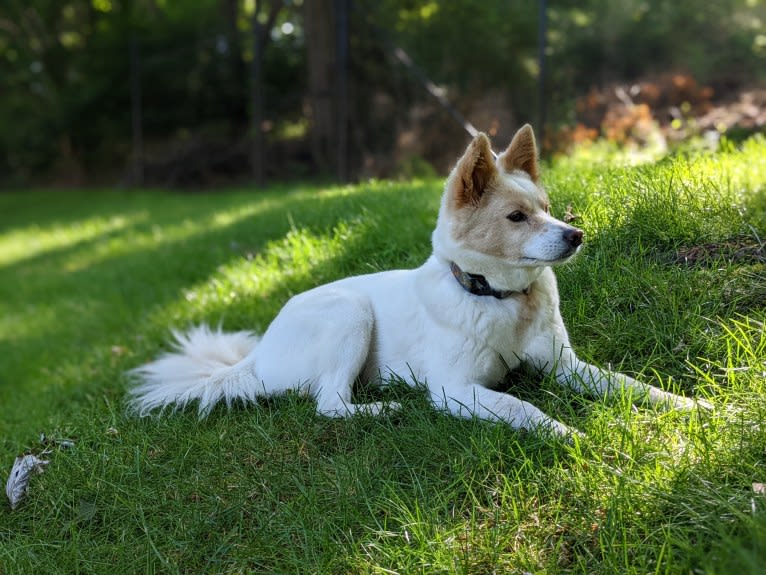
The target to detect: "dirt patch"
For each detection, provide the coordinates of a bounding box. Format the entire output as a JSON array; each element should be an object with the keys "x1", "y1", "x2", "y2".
[{"x1": 675, "y1": 238, "x2": 765, "y2": 266}]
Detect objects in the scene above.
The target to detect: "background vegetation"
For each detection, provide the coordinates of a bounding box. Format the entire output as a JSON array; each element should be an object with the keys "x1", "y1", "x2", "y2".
[{"x1": 1, "y1": 0, "x2": 765, "y2": 186}]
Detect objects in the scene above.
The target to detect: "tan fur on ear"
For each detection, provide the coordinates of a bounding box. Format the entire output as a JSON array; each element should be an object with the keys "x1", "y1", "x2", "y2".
[
  {"x1": 498, "y1": 124, "x2": 539, "y2": 181},
  {"x1": 453, "y1": 133, "x2": 497, "y2": 208}
]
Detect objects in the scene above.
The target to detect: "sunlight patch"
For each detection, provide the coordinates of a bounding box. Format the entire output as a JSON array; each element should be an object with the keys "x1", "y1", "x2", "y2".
[
  {"x1": 58, "y1": 203, "x2": 273, "y2": 274},
  {"x1": 162, "y1": 216, "x2": 374, "y2": 325},
  {"x1": 0, "y1": 214, "x2": 142, "y2": 269}
]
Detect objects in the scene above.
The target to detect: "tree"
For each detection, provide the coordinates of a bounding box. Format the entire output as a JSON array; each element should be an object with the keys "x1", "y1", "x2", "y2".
[
  {"x1": 304, "y1": 0, "x2": 336, "y2": 173},
  {"x1": 249, "y1": 0, "x2": 284, "y2": 185}
]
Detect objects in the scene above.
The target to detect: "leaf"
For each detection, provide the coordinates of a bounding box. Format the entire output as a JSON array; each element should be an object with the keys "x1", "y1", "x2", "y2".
[
  {"x1": 563, "y1": 203, "x2": 579, "y2": 223},
  {"x1": 5, "y1": 454, "x2": 50, "y2": 510}
]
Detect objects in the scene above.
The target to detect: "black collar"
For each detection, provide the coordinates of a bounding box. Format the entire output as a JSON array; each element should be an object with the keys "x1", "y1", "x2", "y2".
[{"x1": 450, "y1": 261, "x2": 530, "y2": 299}]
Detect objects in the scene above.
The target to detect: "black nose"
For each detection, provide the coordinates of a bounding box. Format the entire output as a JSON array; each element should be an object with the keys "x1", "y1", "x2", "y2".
[{"x1": 564, "y1": 228, "x2": 583, "y2": 248}]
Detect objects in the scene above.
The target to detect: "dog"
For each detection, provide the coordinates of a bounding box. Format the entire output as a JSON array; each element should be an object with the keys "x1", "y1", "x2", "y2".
[{"x1": 130, "y1": 125, "x2": 699, "y2": 436}]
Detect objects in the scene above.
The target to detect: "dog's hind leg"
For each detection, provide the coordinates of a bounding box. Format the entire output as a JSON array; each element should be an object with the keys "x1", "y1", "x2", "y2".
[
  {"x1": 311, "y1": 315, "x2": 387, "y2": 417},
  {"x1": 254, "y1": 287, "x2": 393, "y2": 417}
]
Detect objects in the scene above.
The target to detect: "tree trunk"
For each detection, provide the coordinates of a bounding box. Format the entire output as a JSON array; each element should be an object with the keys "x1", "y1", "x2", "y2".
[
  {"x1": 223, "y1": 0, "x2": 248, "y2": 136},
  {"x1": 250, "y1": 4, "x2": 265, "y2": 185},
  {"x1": 130, "y1": 36, "x2": 144, "y2": 186},
  {"x1": 335, "y1": 0, "x2": 349, "y2": 181},
  {"x1": 304, "y1": 0, "x2": 335, "y2": 173},
  {"x1": 249, "y1": 0, "x2": 283, "y2": 185}
]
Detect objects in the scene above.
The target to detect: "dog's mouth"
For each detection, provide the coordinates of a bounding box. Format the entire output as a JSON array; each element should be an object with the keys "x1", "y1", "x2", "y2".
[{"x1": 521, "y1": 246, "x2": 581, "y2": 265}]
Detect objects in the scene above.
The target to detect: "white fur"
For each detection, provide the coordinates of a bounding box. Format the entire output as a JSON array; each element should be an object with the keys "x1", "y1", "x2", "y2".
[
  {"x1": 503, "y1": 171, "x2": 539, "y2": 200},
  {"x1": 129, "y1": 132, "x2": 700, "y2": 436},
  {"x1": 130, "y1": 325, "x2": 261, "y2": 416}
]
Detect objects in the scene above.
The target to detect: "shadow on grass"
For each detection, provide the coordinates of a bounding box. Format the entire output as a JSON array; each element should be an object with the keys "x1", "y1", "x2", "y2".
[{"x1": 0, "y1": 183, "x2": 438, "y2": 443}]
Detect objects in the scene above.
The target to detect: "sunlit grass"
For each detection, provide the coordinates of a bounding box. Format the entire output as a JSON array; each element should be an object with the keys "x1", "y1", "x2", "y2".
[
  {"x1": 0, "y1": 140, "x2": 764, "y2": 574},
  {"x1": 0, "y1": 213, "x2": 143, "y2": 268}
]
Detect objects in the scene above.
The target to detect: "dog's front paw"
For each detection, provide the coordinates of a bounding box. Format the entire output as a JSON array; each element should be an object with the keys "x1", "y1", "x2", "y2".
[
  {"x1": 655, "y1": 390, "x2": 713, "y2": 413},
  {"x1": 669, "y1": 394, "x2": 697, "y2": 411},
  {"x1": 540, "y1": 418, "x2": 583, "y2": 441},
  {"x1": 691, "y1": 397, "x2": 714, "y2": 411}
]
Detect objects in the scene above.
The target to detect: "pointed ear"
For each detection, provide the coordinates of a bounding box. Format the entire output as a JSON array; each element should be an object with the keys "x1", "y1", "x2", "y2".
[
  {"x1": 451, "y1": 133, "x2": 498, "y2": 208},
  {"x1": 497, "y1": 124, "x2": 539, "y2": 181}
]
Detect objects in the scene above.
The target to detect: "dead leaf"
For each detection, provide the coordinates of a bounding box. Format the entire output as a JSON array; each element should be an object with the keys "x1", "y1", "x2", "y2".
[
  {"x1": 563, "y1": 203, "x2": 579, "y2": 223},
  {"x1": 6, "y1": 454, "x2": 50, "y2": 510}
]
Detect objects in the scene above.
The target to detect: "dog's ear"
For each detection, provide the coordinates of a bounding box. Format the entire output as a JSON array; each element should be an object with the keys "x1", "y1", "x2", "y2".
[
  {"x1": 497, "y1": 124, "x2": 539, "y2": 182},
  {"x1": 452, "y1": 133, "x2": 497, "y2": 208}
]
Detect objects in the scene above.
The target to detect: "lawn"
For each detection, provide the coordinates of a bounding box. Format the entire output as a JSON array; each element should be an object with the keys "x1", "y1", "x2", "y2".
[{"x1": 1, "y1": 138, "x2": 765, "y2": 574}]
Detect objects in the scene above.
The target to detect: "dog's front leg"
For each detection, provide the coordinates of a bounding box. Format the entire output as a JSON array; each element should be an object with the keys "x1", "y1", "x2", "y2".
[
  {"x1": 550, "y1": 349, "x2": 697, "y2": 410},
  {"x1": 429, "y1": 383, "x2": 575, "y2": 437}
]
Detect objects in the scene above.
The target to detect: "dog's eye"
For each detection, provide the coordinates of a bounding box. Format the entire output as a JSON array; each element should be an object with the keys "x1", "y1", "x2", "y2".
[{"x1": 507, "y1": 211, "x2": 527, "y2": 223}]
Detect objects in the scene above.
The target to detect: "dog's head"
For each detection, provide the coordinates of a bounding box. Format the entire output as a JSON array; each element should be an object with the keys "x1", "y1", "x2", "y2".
[{"x1": 433, "y1": 126, "x2": 583, "y2": 288}]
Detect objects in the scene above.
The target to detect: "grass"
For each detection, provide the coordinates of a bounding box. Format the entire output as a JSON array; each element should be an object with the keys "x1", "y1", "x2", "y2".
[{"x1": 0, "y1": 137, "x2": 765, "y2": 574}]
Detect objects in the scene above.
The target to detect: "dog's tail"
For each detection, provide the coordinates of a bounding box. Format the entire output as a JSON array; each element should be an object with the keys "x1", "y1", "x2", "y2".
[{"x1": 128, "y1": 325, "x2": 262, "y2": 417}]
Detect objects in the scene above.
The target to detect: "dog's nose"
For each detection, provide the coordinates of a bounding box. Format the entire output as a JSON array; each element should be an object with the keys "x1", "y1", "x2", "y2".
[{"x1": 564, "y1": 228, "x2": 583, "y2": 248}]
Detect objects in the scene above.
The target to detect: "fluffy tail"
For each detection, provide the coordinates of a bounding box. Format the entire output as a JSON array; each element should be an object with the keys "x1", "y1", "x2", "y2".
[{"x1": 128, "y1": 325, "x2": 261, "y2": 417}]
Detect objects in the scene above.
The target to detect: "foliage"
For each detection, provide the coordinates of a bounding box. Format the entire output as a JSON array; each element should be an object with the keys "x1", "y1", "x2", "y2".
[
  {"x1": 0, "y1": 0, "x2": 304, "y2": 183},
  {"x1": 364, "y1": 0, "x2": 766, "y2": 121},
  {"x1": 364, "y1": 0, "x2": 539, "y2": 102},
  {"x1": 547, "y1": 0, "x2": 766, "y2": 120},
  {"x1": 0, "y1": 138, "x2": 765, "y2": 572},
  {"x1": 0, "y1": 0, "x2": 765, "y2": 183}
]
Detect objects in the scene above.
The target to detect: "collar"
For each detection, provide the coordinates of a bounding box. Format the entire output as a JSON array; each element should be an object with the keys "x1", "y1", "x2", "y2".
[{"x1": 449, "y1": 261, "x2": 530, "y2": 299}]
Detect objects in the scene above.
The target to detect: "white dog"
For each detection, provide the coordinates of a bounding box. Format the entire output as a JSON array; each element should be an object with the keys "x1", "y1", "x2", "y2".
[{"x1": 130, "y1": 125, "x2": 698, "y2": 436}]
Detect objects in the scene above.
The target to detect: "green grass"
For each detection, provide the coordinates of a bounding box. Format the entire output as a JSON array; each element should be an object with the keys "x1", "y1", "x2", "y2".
[{"x1": 1, "y1": 137, "x2": 765, "y2": 574}]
